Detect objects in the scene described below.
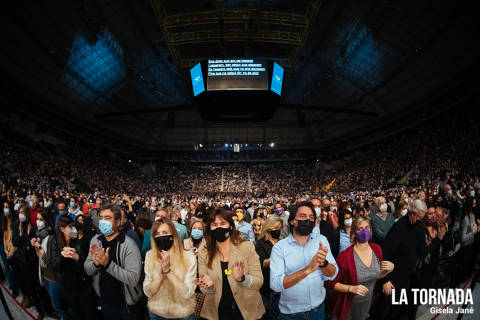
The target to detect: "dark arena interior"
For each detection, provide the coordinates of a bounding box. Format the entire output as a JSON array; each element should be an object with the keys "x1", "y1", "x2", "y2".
[{"x1": 1, "y1": 1, "x2": 480, "y2": 320}]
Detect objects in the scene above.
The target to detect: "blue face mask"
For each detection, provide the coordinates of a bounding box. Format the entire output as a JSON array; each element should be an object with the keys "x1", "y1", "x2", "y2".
[
  {"x1": 191, "y1": 229, "x2": 203, "y2": 240},
  {"x1": 99, "y1": 219, "x2": 114, "y2": 236},
  {"x1": 29, "y1": 201, "x2": 33, "y2": 207},
  {"x1": 69, "y1": 202, "x2": 75, "y2": 208},
  {"x1": 448, "y1": 189, "x2": 453, "y2": 196},
  {"x1": 471, "y1": 190, "x2": 476, "y2": 197},
  {"x1": 58, "y1": 210, "x2": 65, "y2": 215}
]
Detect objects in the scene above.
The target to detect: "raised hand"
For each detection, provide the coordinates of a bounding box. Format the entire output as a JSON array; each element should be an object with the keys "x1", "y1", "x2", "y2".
[
  {"x1": 232, "y1": 261, "x2": 245, "y2": 281},
  {"x1": 317, "y1": 242, "x2": 329, "y2": 267},
  {"x1": 160, "y1": 251, "x2": 171, "y2": 273}
]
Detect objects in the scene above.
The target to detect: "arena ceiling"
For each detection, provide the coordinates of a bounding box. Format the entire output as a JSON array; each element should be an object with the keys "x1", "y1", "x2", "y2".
[{"x1": 1, "y1": 0, "x2": 479, "y2": 153}]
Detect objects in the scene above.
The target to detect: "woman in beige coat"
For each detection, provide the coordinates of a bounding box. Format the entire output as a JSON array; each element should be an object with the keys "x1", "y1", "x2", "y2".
[{"x1": 197, "y1": 208, "x2": 265, "y2": 320}]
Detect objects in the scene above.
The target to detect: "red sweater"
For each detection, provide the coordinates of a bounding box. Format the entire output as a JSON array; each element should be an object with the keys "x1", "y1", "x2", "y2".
[
  {"x1": 327, "y1": 243, "x2": 383, "y2": 320},
  {"x1": 30, "y1": 206, "x2": 41, "y2": 226}
]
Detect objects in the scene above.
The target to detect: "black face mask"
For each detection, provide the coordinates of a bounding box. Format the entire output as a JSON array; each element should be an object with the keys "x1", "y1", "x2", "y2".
[
  {"x1": 154, "y1": 235, "x2": 174, "y2": 251},
  {"x1": 211, "y1": 227, "x2": 231, "y2": 242},
  {"x1": 324, "y1": 206, "x2": 331, "y2": 212},
  {"x1": 269, "y1": 229, "x2": 281, "y2": 239},
  {"x1": 295, "y1": 220, "x2": 314, "y2": 236},
  {"x1": 177, "y1": 217, "x2": 182, "y2": 224},
  {"x1": 74, "y1": 221, "x2": 84, "y2": 231}
]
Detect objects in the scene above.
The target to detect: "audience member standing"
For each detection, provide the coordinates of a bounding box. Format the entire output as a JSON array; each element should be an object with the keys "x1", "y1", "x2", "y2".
[
  {"x1": 143, "y1": 218, "x2": 197, "y2": 320},
  {"x1": 197, "y1": 208, "x2": 265, "y2": 320},
  {"x1": 84, "y1": 204, "x2": 143, "y2": 320},
  {"x1": 270, "y1": 202, "x2": 338, "y2": 320}
]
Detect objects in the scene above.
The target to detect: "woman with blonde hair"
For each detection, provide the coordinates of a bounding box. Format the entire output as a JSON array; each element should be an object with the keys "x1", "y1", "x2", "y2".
[
  {"x1": 328, "y1": 216, "x2": 394, "y2": 320},
  {"x1": 143, "y1": 218, "x2": 197, "y2": 320},
  {"x1": 255, "y1": 216, "x2": 283, "y2": 319}
]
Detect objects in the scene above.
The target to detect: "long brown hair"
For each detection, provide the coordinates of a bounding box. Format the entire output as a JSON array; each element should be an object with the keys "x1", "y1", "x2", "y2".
[
  {"x1": 205, "y1": 208, "x2": 244, "y2": 268},
  {"x1": 56, "y1": 215, "x2": 74, "y2": 249}
]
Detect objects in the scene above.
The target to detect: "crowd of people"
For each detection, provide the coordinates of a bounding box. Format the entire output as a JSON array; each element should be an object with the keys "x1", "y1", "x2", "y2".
[
  {"x1": 1, "y1": 178, "x2": 479, "y2": 320},
  {"x1": 0, "y1": 108, "x2": 479, "y2": 320}
]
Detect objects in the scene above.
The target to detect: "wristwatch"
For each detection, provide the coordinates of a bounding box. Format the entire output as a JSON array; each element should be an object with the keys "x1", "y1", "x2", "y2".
[
  {"x1": 236, "y1": 275, "x2": 246, "y2": 282},
  {"x1": 320, "y1": 260, "x2": 329, "y2": 268}
]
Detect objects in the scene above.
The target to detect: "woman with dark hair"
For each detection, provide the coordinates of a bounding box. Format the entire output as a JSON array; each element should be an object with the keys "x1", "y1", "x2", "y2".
[
  {"x1": 337, "y1": 208, "x2": 353, "y2": 255},
  {"x1": 1, "y1": 201, "x2": 18, "y2": 296},
  {"x1": 74, "y1": 214, "x2": 96, "y2": 270},
  {"x1": 197, "y1": 208, "x2": 265, "y2": 320},
  {"x1": 458, "y1": 197, "x2": 478, "y2": 283},
  {"x1": 31, "y1": 209, "x2": 70, "y2": 320},
  {"x1": 51, "y1": 215, "x2": 95, "y2": 320},
  {"x1": 12, "y1": 204, "x2": 40, "y2": 309},
  {"x1": 394, "y1": 200, "x2": 408, "y2": 222},
  {"x1": 251, "y1": 208, "x2": 266, "y2": 240},
  {"x1": 136, "y1": 208, "x2": 153, "y2": 241}
]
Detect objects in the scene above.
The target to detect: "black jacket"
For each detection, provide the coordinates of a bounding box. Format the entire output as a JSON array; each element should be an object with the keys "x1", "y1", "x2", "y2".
[
  {"x1": 255, "y1": 238, "x2": 274, "y2": 294},
  {"x1": 382, "y1": 216, "x2": 426, "y2": 287},
  {"x1": 320, "y1": 220, "x2": 340, "y2": 258},
  {"x1": 51, "y1": 236, "x2": 89, "y2": 290},
  {"x1": 11, "y1": 221, "x2": 36, "y2": 264}
]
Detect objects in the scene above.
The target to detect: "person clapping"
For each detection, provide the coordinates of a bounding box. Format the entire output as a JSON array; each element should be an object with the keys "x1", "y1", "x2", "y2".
[
  {"x1": 143, "y1": 218, "x2": 197, "y2": 320},
  {"x1": 197, "y1": 208, "x2": 265, "y2": 320}
]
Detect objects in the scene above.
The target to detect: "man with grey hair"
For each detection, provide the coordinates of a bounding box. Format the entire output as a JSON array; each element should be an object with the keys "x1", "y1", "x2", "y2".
[
  {"x1": 374, "y1": 199, "x2": 427, "y2": 319},
  {"x1": 371, "y1": 196, "x2": 395, "y2": 245}
]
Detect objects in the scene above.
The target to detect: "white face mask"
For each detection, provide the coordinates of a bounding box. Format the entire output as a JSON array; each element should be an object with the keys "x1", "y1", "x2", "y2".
[
  {"x1": 66, "y1": 226, "x2": 78, "y2": 239},
  {"x1": 401, "y1": 209, "x2": 408, "y2": 216},
  {"x1": 37, "y1": 220, "x2": 45, "y2": 230},
  {"x1": 314, "y1": 207, "x2": 321, "y2": 215},
  {"x1": 19, "y1": 213, "x2": 26, "y2": 222},
  {"x1": 344, "y1": 218, "x2": 353, "y2": 227},
  {"x1": 380, "y1": 204, "x2": 388, "y2": 212}
]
